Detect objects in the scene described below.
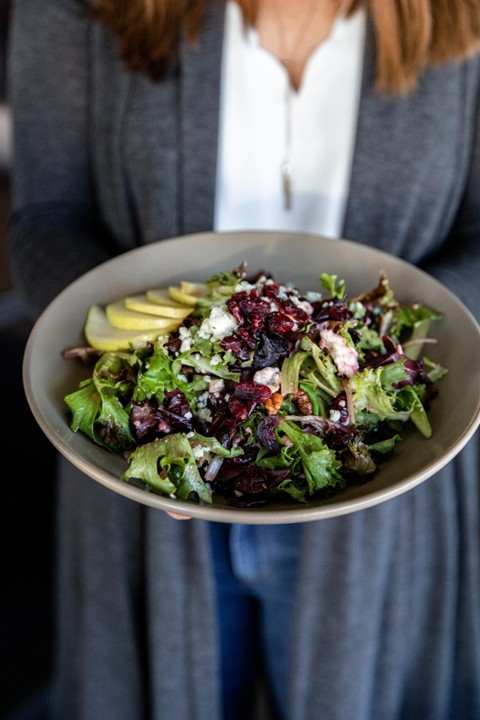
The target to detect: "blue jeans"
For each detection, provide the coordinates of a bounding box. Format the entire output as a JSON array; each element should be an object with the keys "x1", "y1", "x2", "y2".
[{"x1": 210, "y1": 521, "x2": 302, "y2": 720}]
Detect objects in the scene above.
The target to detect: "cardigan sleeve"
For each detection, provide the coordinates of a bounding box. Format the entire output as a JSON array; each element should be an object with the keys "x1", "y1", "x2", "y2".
[
  {"x1": 420, "y1": 203, "x2": 480, "y2": 327},
  {"x1": 418, "y1": 61, "x2": 480, "y2": 323},
  {"x1": 8, "y1": 202, "x2": 115, "y2": 320},
  {"x1": 6, "y1": 0, "x2": 117, "y2": 321}
]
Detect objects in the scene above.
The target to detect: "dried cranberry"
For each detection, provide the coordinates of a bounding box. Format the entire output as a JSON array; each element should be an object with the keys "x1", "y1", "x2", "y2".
[
  {"x1": 257, "y1": 415, "x2": 281, "y2": 452},
  {"x1": 263, "y1": 281, "x2": 283, "y2": 300},
  {"x1": 280, "y1": 299, "x2": 310, "y2": 326},
  {"x1": 209, "y1": 416, "x2": 240, "y2": 447},
  {"x1": 228, "y1": 291, "x2": 271, "y2": 330},
  {"x1": 233, "y1": 466, "x2": 270, "y2": 495},
  {"x1": 130, "y1": 400, "x2": 158, "y2": 441},
  {"x1": 234, "y1": 380, "x2": 272, "y2": 402},
  {"x1": 155, "y1": 407, "x2": 193, "y2": 434},
  {"x1": 311, "y1": 301, "x2": 352, "y2": 324},
  {"x1": 208, "y1": 407, "x2": 230, "y2": 437},
  {"x1": 220, "y1": 335, "x2": 251, "y2": 361},
  {"x1": 164, "y1": 388, "x2": 191, "y2": 416},
  {"x1": 236, "y1": 327, "x2": 257, "y2": 348},
  {"x1": 266, "y1": 311, "x2": 295, "y2": 334},
  {"x1": 228, "y1": 380, "x2": 272, "y2": 421}
]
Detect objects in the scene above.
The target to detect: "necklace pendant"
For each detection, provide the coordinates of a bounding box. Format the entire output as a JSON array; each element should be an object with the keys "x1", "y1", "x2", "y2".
[{"x1": 282, "y1": 160, "x2": 293, "y2": 211}]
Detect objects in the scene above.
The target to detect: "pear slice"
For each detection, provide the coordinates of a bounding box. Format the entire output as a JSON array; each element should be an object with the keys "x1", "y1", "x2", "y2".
[
  {"x1": 168, "y1": 285, "x2": 199, "y2": 306},
  {"x1": 180, "y1": 281, "x2": 208, "y2": 296},
  {"x1": 106, "y1": 299, "x2": 182, "y2": 331},
  {"x1": 145, "y1": 287, "x2": 188, "y2": 306},
  {"x1": 125, "y1": 292, "x2": 192, "y2": 319},
  {"x1": 84, "y1": 305, "x2": 164, "y2": 351}
]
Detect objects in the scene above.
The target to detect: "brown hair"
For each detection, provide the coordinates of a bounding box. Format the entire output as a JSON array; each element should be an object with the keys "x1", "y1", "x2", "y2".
[{"x1": 89, "y1": 0, "x2": 480, "y2": 93}]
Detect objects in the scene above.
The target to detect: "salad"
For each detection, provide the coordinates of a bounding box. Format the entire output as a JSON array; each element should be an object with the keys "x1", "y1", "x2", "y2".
[{"x1": 63, "y1": 263, "x2": 447, "y2": 508}]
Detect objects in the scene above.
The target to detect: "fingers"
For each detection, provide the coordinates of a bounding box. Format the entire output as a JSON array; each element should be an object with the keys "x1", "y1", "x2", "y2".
[{"x1": 167, "y1": 512, "x2": 191, "y2": 520}]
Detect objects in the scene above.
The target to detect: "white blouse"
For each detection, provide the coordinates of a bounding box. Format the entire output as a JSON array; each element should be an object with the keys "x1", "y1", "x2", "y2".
[{"x1": 214, "y1": 1, "x2": 366, "y2": 238}]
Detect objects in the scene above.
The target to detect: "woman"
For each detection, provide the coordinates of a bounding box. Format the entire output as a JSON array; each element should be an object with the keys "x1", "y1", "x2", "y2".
[{"x1": 7, "y1": 1, "x2": 480, "y2": 719}]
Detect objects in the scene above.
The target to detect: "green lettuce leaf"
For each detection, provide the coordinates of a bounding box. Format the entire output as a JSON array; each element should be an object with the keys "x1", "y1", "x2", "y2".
[
  {"x1": 124, "y1": 434, "x2": 213, "y2": 503},
  {"x1": 278, "y1": 420, "x2": 344, "y2": 494}
]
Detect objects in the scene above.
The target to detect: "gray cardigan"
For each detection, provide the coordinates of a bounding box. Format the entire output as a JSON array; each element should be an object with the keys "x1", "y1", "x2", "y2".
[{"x1": 7, "y1": 1, "x2": 480, "y2": 718}]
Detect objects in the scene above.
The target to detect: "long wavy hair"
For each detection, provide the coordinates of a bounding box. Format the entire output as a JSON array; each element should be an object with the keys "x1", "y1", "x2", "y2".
[{"x1": 89, "y1": 0, "x2": 480, "y2": 93}]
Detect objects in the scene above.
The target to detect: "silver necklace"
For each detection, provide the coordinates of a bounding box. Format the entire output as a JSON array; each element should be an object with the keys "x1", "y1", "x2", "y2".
[{"x1": 273, "y1": 0, "x2": 321, "y2": 210}]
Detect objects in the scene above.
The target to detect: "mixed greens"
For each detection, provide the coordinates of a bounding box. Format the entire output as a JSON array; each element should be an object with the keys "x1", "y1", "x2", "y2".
[{"x1": 63, "y1": 264, "x2": 447, "y2": 507}]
